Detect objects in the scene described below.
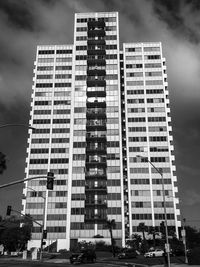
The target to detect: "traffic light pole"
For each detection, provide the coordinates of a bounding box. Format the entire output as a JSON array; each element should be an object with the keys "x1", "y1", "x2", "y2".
[{"x1": 39, "y1": 189, "x2": 48, "y2": 261}]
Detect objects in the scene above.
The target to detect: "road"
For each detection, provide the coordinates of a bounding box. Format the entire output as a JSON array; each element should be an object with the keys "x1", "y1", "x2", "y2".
[{"x1": 0, "y1": 259, "x2": 123, "y2": 267}]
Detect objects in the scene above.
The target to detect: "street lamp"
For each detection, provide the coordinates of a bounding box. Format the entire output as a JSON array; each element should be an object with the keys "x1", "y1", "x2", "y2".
[
  {"x1": 25, "y1": 186, "x2": 47, "y2": 261},
  {"x1": 136, "y1": 155, "x2": 171, "y2": 267},
  {"x1": 0, "y1": 124, "x2": 35, "y2": 130}
]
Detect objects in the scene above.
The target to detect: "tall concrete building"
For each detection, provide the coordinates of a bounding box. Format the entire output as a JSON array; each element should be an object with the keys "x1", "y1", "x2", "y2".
[{"x1": 22, "y1": 12, "x2": 181, "y2": 251}]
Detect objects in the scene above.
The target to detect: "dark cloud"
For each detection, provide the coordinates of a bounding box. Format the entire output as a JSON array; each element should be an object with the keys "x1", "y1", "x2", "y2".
[
  {"x1": 0, "y1": 0, "x2": 199, "y2": 227},
  {"x1": 153, "y1": 0, "x2": 200, "y2": 43},
  {"x1": 0, "y1": 0, "x2": 35, "y2": 31}
]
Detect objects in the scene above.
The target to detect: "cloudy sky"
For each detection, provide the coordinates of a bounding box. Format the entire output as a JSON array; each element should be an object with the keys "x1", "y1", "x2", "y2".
[{"x1": 0, "y1": 0, "x2": 200, "y2": 228}]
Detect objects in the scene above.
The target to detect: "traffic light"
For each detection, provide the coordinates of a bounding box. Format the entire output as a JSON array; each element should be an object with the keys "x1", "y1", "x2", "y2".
[
  {"x1": 47, "y1": 172, "x2": 54, "y2": 190},
  {"x1": 43, "y1": 229, "x2": 47, "y2": 239},
  {"x1": 6, "y1": 205, "x2": 12, "y2": 216}
]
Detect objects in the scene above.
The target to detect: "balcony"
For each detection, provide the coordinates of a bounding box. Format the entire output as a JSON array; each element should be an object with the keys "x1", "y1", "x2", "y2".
[
  {"x1": 87, "y1": 69, "x2": 106, "y2": 76},
  {"x1": 85, "y1": 185, "x2": 107, "y2": 192},
  {"x1": 86, "y1": 100, "x2": 106, "y2": 108},
  {"x1": 87, "y1": 29, "x2": 105, "y2": 38},
  {"x1": 85, "y1": 199, "x2": 107, "y2": 206},
  {"x1": 86, "y1": 110, "x2": 106, "y2": 119},
  {"x1": 87, "y1": 79, "x2": 106, "y2": 87},
  {"x1": 86, "y1": 159, "x2": 107, "y2": 168},
  {"x1": 85, "y1": 171, "x2": 107, "y2": 179},
  {"x1": 87, "y1": 49, "x2": 106, "y2": 56},
  {"x1": 87, "y1": 38, "x2": 106, "y2": 46},
  {"x1": 88, "y1": 20, "x2": 105, "y2": 29}
]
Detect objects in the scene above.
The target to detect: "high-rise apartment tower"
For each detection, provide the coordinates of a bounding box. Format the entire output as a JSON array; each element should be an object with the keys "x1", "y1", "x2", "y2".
[{"x1": 22, "y1": 12, "x2": 181, "y2": 251}]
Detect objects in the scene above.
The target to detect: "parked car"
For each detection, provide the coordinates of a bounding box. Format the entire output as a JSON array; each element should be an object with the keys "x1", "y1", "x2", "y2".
[
  {"x1": 144, "y1": 248, "x2": 164, "y2": 258},
  {"x1": 118, "y1": 248, "x2": 137, "y2": 259},
  {"x1": 70, "y1": 249, "x2": 96, "y2": 264}
]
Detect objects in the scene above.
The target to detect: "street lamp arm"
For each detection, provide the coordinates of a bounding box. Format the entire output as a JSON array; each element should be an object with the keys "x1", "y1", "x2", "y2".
[
  {"x1": 0, "y1": 175, "x2": 49, "y2": 189},
  {"x1": 11, "y1": 208, "x2": 42, "y2": 227},
  {"x1": 0, "y1": 124, "x2": 35, "y2": 130},
  {"x1": 25, "y1": 186, "x2": 46, "y2": 200},
  {"x1": 147, "y1": 159, "x2": 163, "y2": 176}
]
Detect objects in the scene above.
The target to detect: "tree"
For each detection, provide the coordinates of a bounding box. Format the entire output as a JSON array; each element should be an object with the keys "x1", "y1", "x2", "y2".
[
  {"x1": 0, "y1": 152, "x2": 6, "y2": 174},
  {"x1": 148, "y1": 226, "x2": 159, "y2": 248},
  {"x1": 106, "y1": 219, "x2": 116, "y2": 257},
  {"x1": 0, "y1": 215, "x2": 32, "y2": 252},
  {"x1": 138, "y1": 222, "x2": 148, "y2": 253},
  {"x1": 126, "y1": 233, "x2": 142, "y2": 251}
]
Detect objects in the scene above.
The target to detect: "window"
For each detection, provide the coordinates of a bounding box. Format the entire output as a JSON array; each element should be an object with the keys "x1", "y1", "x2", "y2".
[
  {"x1": 71, "y1": 194, "x2": 85, "y2": 200},
  {"x1": 31, "y1": 148, "x2": 49, "y2": 154},
  {"x1": 145, "y1": 63, "x2": 162, "y2": 68},
  {"x1": 149, "y1": 136, "x2": 167, "y2": 142},
  {"x1": 127, "y1": 81, "x2": 144, "y2": 86},
  {"x1": 147, "y1": 107, "x2": 165, "y2": 112},
  {"x1": 146, "y1": 89, "x2": 164, "y2": 94},
  {"x1": 36, "y1": 83, "x2": 53, "y2": 88},
  {"x1": 126, "y1": 64, "x2": 143, "y2": 68},
  {"x1": 51, "y1": 148, "x2": 68, "y2": 153},
  {"x1": 132, "y1": 202, "x2": 151, "y2": 208},
  {"x1": 144, "y1": 55, "x2": 160, "y2": 60},
  {"x1": 73, "y1": 154, "x2": 85, "y2": 160},
  {"x1": 146, "y1": 80, "x2": 163, "y2": 85},
  {"x1": 148, "y1": 117, "x2": 166, "y2": 122},
  {"x1": 107, "y1": 193, "x2": 121, "y2": 200},
  {"x1": 32, "y1": 128, "x2": 50, "y2": 133},
  {"x1": 127, "y1": 90, "x2": 144, "y2": 95},
  {"x1": 56, "y1": 49, "x2": 72, "y2": 54},
  {"x1": 53, "y1": 119, "x2": 70, "y2": 124},
  {"x1": 29, "y1": 159, "x2": 48, "y2": 164},
  {"x1": 132, "y1": 214, "x2": 152, "y2": 220},
  {"x1": 56, "y1": 58, "x2": 72, "y2": 62},
  {"x1": 127, "y1": 72, "x2": 143, "y2": 77},
  {"x1": 128, "y1": 108, "x2": 145, "y2": 113},
  {"x1": 31, "y1": 138, "x2": 49, "y2": 144},
  {"x1": 72, "y1": 180, "x2": 85, "y2": 186},
  {"x1": 55, "y1": 74, "x2": 72, "y2": 79},
  {"x1": 34, "y1": 101, "x2": 51, "y2": 106},
  {"x1": 73, "y1": 142, "x2": 85, "y2": 148},
  {"x1": 72, "y1": 167, "x2": 84, "y2": 173},
  {"x1": 55, "y1": 66, "x2": 72, "y2": 70},
  {"x1": 130, "y1": 168, "x2": 149, "y2": 173},
  {"x1": 131, "y1": 179, "x2": 149, "y2": 185},
  {"x1": 129, "y1": 136, "x2": 147, "y2": 142},
  {"x1": 52, "y1": 128, "x2": 70, "y2": 133},
  {"x1": 37, "y1": 66, "x2": 54, "y2": 71},
  {"x1": 131, "y1": 190, "x2": 150, "y2": 196},
  {"x1": 144, "y1": 47, "x2": 160, "y2": 52},
  {"x1": 36, "y1": 74, "x2": 53, "y2": 79},
  {"x1": 128, "y1": 127, "x2": 146, "y2": 132},
  {"x1": 148, "y1": 126, "x2": 167, "y2": 132},
  {"x1": 50, "y1": 158, "x2": 69, "y2": 164},
  {"x1": 128, "y1": 117, "x2": 145, "y2": 122},
  {"x1": 52, "y1": 138, "x2": 69, "y2": 143},
  {"x1": 34, "y1": 109, "x2": 51, "y2": 114},
  {"x1": 53, "y1": 109, "x2": 70, "y2": 115},
  {"x1": 126, "y1": 47, "x2": 142, "y2": 52},
  {"x1": 54, "y1": 82, "x2": 71, "y2": 87},
  {"x1": 38, "y1": 50, "x2": 54, "y2": 54},
  {"x1": 38, "y1": 58, "x2": 54, "y2": 63},
  {"x1": 54, "y1": 100, "x2": 71, "y2": 105}
]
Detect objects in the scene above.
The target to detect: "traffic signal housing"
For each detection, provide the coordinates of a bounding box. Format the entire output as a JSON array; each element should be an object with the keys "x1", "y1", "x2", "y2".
[
  {"x1": 43, "y1": 229, "x2": 47, "y2": 239},
  {"x1": 6, "y1": 205, "x2": 12, "y2": 216},
  {"x1": 47, "y1": 172, "x2": 54, "y2": 190}
]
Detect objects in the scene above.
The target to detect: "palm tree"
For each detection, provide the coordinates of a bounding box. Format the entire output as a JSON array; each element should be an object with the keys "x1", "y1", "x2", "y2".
[
  {"x1": 148, "y1": 226, "x2": 159, "y2": 248},
  {"x1": 138, "y1": 222, "x2": 148, "y2": 241},
  {"x1": 106, "y1": 219, "x2": 116, "y2": 257}
]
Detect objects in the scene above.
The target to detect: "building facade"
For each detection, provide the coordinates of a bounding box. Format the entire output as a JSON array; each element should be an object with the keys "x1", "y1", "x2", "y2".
[{"x1": 22, "y1": 12, "x2": 180, "y2": 251}]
